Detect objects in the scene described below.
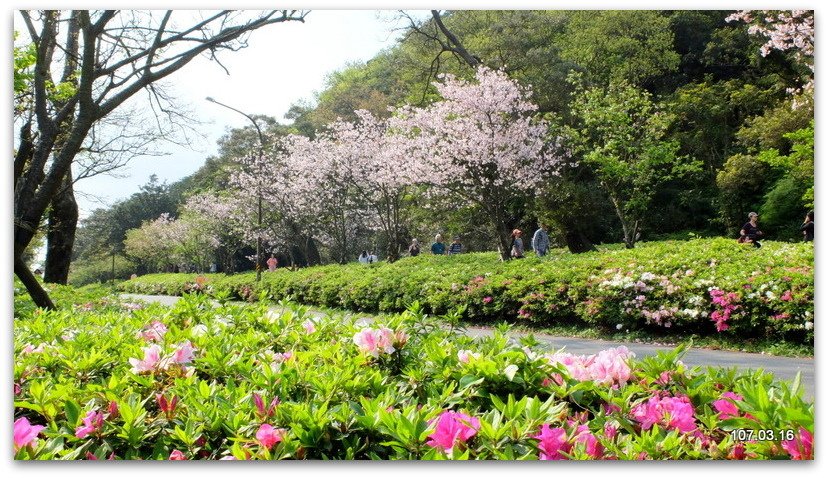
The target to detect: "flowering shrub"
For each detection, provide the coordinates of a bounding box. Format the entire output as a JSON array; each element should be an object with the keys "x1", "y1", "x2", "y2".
[
  {"x1": 120, "y1": 238, "x2": 814, "y2": 346},
  {"x1": 14, "y1": 290, "x2": 813, "y2": 460}
]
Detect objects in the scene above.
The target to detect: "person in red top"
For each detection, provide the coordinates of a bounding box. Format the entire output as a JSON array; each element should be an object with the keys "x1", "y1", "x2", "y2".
[{"x1": 266, "y1": 254, "x2": 278, "y2": 271}]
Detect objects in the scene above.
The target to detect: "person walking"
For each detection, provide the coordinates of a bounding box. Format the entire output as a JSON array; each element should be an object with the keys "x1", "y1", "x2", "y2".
[
  {"x1": 448, "y1": 236, "x2": 463, "y2": 255},
  {"x1": 510, "y1": 229, "x2": 525, "y2": 259},
  {"x1": 532, "y1": 223, "x2": 550, "y2": 257},
  {"x1": 408, "y1": 238, "x2": 421, "y2": 257},
  {"x1": 431, "y1": 234, "x2": 447, "y2": 255},
  {"x1": 801, "y1": 211, "x2": 814, "y2": 242},
  {"x1": 739, "y1": 212, "x2": 764, "y2": 248}
]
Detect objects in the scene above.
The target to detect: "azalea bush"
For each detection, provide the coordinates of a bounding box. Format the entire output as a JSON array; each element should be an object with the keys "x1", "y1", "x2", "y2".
[
  {"x1": 14, "y1": 291, "x2": 813, "y2": 460},
  {"x1": 120, "y1": 238, "x2": 814, "y2": 346}
]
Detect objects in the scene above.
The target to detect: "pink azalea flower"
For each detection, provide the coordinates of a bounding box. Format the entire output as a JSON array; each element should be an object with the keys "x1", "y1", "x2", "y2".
[
  {"x1": 457, "y1": 350, "x2": 479, "y2": 363},
  {"x1": 712, "y1": 392, "x2": 743, "y2": 419},
  {"x1": 604, "y1": 423, "x2": 618, "y2": 441},
  {"x1": 586, "y1": 347, "x2": 634, "y2": 386},
  {"x1": 255, "y1": 424, "x2": 286, "y2": 450},
  {"x1": 482, "y1": 296, "x2": 493, "y2": 304},
  {"x1": 781, "y1": 290, "x2": 793, "y2": 301},
  {"x1": 631, "y1": 394, "x2": 697, "y2": 434},
  {"x1": 14, "y1": 382, "x2": 22, "y2": 396},
  {"x1": 426, "y1": 411, "x2": 480, "y2": 452},
  {"x1": 573, "y1": 424, "x2": 603, "y2": 459},
  {"x1": 169, "y1": 449, "x2": 187, "y2": 460},
  {"x1": 353, "y1": 327, "x2": 396, "y2": 357},
  {"x1": 781, "y1": 427, "x2": 813, "y2": 460},
  {"x1": 14, "y1": 417, "x2": 45, "y2": 451},
  {"x1": 75, "y1": 410, "x2": 104, "y2": 439},
  {"x1": 128, "y1": 344, "x2": 162, "y2": 373},
  {"x1": 170, "y1": 341, "x2": 195, "y2": 365},
  {"x1": 533, "y1": 424, "x2": 570, "y2": 460},
  {"x1": 302, "y1": 319, "x2": 316, "y2": 334},
  {"x1": 139, "y1": 321, "x2": 167, "y2": 341}
]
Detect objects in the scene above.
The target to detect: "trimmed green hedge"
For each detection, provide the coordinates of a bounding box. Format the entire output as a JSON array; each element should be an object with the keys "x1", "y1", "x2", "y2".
[{"x1": 119, "y1": 238, "x2": 814, "y2": 345}]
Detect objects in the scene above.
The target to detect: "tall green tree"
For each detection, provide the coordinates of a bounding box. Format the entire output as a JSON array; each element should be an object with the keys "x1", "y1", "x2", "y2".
[{"x1": 567, "y1": 77, "x2": 699, "y2": 248}]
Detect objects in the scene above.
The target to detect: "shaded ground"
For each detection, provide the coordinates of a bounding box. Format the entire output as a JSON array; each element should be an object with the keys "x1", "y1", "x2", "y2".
[{"x1": 122, "y1": 293, "x2": 815, "y2": 402}]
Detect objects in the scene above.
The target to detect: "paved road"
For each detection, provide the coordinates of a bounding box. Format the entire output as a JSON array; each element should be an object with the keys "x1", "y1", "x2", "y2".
[{"x1": 122, "y1": 294, "x2": 815, "y2": 401}]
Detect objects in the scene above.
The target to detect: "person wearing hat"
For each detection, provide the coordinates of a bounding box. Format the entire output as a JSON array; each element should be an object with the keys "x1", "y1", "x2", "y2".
[
  {"x1": 740, "y1": 212, "x2": 764, "y2": 248},
  {"x1": 448, "y1": 236, "x2": 463, "y2": 255},
  {"x1": 510, "y1": 229, "x2": 525, "y2": 259}
]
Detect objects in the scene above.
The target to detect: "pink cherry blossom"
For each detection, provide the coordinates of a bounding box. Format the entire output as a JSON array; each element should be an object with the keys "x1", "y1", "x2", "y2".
[
  {"x1": 533, "y1": 424, "x2": 570, "y2": 460},
  {"x1": 426, "y1": 411, "x2": 480, "y2": 452},
  {"x1": 14, "y1": 417, "x2": 45, "y2": 451},
  {"x1": 255, "y1": 424, "x2": 286, "y2": 450},
  {"x1": 75, "y1": 410, "x2": 104, "y2": 439}
]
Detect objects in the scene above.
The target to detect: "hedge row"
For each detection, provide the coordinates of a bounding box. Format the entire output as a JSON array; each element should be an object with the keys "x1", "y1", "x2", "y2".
[{"x1": 119, "y1": 238, "x2": 814, "y2": 345}]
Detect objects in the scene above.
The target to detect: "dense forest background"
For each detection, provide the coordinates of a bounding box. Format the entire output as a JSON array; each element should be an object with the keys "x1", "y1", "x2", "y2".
[{"x1": 60, "y1": 10, "x2": 814, "y2": 284}]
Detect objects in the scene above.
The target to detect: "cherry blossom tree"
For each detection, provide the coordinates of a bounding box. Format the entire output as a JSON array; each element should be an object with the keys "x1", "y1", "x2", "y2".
[
  {"x1": 180, "y1": 193, "x2": 249, "y2": 272},
  {"x1": 324, "y1": 110, "x2": 418, "y2": 261},
  {"x1": 389, "y1": 66, "x2": 564, "y2": 260},
  {"x1": 124, "y1": 212, "x2": 219, "y2": 273},
  {"x1": 277, "y1": 134, "x2": 370, "y2": 263},
  {"x1": 726, "y1": 10, "x2": 814, "y2": 99}
]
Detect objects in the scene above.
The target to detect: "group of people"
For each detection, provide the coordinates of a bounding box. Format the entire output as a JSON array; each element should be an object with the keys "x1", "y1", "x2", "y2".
[
  {"x1": 366, "y1": 212, "x2": 813, "y2": 264},
  {"x1": 405, "y1": 223, "x2": 552, "y2": 259},
  {"x1": 738, "y1": 210, "x2": 814, "y2": 248},
  {"x1": 409, "y1": 234, "x2": 464, "y2": 256},
  {"x1": 358, "y1": 251, "x2": 379, "y2": 264},
  {"x1": 508, "y1": 223, "x2": 551, "y2": 258}
]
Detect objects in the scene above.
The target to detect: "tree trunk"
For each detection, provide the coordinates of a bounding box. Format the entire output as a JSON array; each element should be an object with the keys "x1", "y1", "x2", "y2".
[
  {"x1": 43, "y1": 172, "x2": 78, "y2": 284},
  {"x1": 15, "y1": 252, "x2": 55, "y2": 309},
  {"x1": 305, "y1": 236, "x2": 321, "y2": 266},
  {"x1": 495, "y1": 223, "x2": 512, "y2": 261}
]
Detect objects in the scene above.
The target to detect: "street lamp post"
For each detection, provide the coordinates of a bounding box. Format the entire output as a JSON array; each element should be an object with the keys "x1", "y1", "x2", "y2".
[{"x1": 206, "y1": 96, "x2": 265, "y2": 282}]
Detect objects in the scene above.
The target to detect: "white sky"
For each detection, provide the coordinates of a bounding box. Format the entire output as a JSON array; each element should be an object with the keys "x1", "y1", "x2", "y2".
[{"x1": 37, "y1": 9, "x2": 431, "y2": 217}]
